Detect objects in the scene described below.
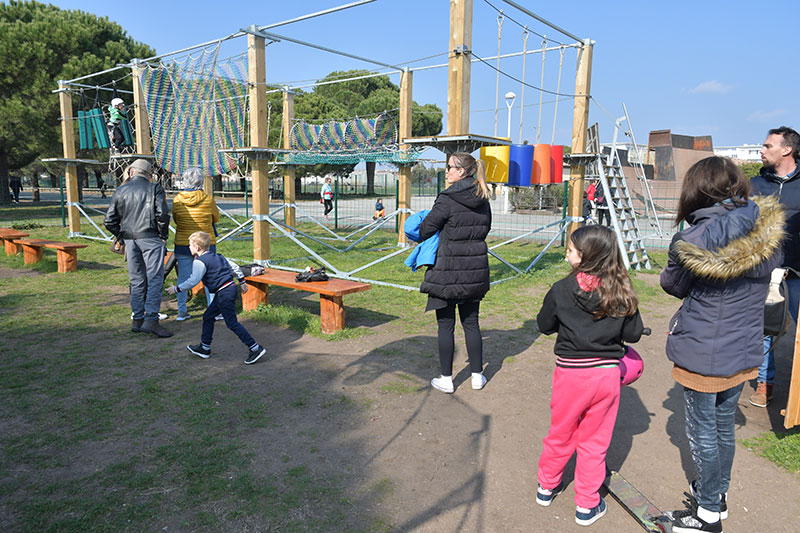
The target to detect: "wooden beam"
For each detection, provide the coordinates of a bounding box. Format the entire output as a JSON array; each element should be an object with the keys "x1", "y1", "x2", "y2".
[
  {"x1": 447, "y1": 0, "x2": 473, "y2": 135},
  {"x1": 58, "y1": 82, "x2": 80, "y2": 235},
  {"x1": 784, "y1": 302, "x2": 800, "y2": 428},
  {"x1": 398, "y1": 70, "x2": 413, "y2": 245},
  {"x1": 248, "y1": 34, "x2": 270, "y2": 262},
  {"x1": 282, "y1": 89, "x2": 296, "y2": 228},
  {"x1": 131, "y1": 60, "x2": 152, "y2": 156},
  {"x1": 567, "y1": 40, "x2": 593, "y2": 242}
]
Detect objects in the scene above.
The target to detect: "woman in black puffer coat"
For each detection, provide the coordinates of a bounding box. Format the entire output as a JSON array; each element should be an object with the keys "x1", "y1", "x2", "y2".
[{"x1": 419, "y1": 152, "x2": 492, "y2": 394}]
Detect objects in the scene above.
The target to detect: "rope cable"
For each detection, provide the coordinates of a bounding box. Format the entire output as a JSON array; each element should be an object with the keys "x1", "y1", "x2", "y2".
[
  {"x1": 494, "y1": 13, "x2": 504, "y2": 137},
  {"x1": 481, "y1": 0, "x2": 567, "y2": 46},
  {"x1": 536, "y1": 37, "x2": 547, "y2": 143},
  {"x1": 471, "y1": 51, "x2": 577, "y2": 98},
  {"x1": 519, "y1": 28, "x2": 529, "y2": 142},
  {"x1": 551, "y1": 46, "x2": 565, "y2": 145}
]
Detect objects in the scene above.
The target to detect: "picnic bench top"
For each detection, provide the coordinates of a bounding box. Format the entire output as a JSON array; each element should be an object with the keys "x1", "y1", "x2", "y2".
[
  {"x1": 0, "y1": 228, "x2": 30, "y2": 238},
  {"x1": 245, "y1": 268, "x2": 371, "y2": 297},
  {"x1": 12, "y1": 238, "x2": 88, "y2": 250}
]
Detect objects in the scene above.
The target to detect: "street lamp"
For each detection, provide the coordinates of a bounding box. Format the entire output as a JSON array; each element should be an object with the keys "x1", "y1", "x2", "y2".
[{"x1": 504, "y1": 91, "x2": 516, "y2": 141}]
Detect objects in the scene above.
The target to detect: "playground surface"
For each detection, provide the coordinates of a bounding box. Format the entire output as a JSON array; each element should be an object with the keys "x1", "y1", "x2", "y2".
[{"x1": 2, "y1": 253, "x2": 799, "y2": 532}]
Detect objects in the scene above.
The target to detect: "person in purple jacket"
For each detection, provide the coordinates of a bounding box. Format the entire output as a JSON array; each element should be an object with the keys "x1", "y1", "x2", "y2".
[{"x1": 660, "y1": 157, "x2": 784, "y2": 533}]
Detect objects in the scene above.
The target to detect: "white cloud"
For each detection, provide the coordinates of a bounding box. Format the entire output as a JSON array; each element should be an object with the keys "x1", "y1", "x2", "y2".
[
  {"x1": 688, "y1": 80, "x2": 733, "y2": 94},
  {"x1": 746, "y1": 109, "x2": 787, "y2": 123}
]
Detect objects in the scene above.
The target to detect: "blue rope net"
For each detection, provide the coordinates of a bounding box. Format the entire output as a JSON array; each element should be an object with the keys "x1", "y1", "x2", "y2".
[
  {"x1": 283, "y1": 112, "x2": 423, "y2": 165},
  {"x1": 141, "y1": 49, "x2": 248, "y2": 175}
]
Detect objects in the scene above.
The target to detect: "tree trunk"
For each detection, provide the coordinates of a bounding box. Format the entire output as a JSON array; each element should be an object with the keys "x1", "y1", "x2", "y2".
[
  {"x1": 32, "y1": 173, "x2": 40, "y2": 202},
  {"x1": 0, "y1": 148, "x2": 11, "y2": 204},
  {"x1": 366, "y1": 161, "x2": 376, "y2": 195}
]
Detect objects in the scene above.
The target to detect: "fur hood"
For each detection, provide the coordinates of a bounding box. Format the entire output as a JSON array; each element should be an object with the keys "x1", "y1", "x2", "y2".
[{"x1": 674, "y1": 195, "x2": 785, "y2": 281}]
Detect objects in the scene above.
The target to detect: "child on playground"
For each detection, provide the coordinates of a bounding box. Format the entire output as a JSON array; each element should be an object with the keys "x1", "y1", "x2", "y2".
[
  {"x1": 535, "y1": 225, "x2": 644, "y2": 526},
  {"x1": 166, "y1": 231, "x2": 266, "y2": 365},
  {"x1": 107, "y1": 97, "x2": 126, "y2": 153},
  {"x1": 373, "y1": 198, "x2": 385, "y2": 220}
]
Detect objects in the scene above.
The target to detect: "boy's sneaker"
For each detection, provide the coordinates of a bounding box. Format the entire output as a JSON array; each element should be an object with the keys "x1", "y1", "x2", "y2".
[
  {"x1": 471, "y1": 373, "x2": 487, "y2": 390},
  {"x1": 665, "y1": 499, "x2": 722, "y2": 533},
  {"x1": 689, "y1": 480, "x2": 727, "y2": 520},
  {"x1": 245, "y1": 346, "x2": 266, "y2": 365},
  {"x1": 215, "y1": 315, "x2": 225, "y2": 321},
  {"x1": 431, "y1": 376, "x2": 454, "y2": 394},
  {"x1": 187, "y1": 344, "x2": 211, "y2": 359},
  {"x1": 575, "y1": 498, "x2": 607, "y2": 527},
  {"x1": 536, "y1": 482, "x2": 564, "y2": 507},
  {"x1": 176, "y1": 313, "x2": 192, "y2": 321}
]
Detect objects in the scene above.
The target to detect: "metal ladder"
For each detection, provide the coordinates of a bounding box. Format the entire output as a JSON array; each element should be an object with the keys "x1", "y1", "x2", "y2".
[{"x1": 585, "y1": 124, "x2": 652, "y2": 270}]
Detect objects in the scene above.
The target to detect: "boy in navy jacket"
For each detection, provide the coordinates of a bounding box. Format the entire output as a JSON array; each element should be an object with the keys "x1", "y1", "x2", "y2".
[{"x1": 167, "y1": 231, "x2": 266, "y2": 364}]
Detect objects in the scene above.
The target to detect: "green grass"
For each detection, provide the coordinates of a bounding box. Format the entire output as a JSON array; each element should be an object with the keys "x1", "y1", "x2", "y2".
[{"x1": 742, "y1": 428, "x2": 800, "y2": 473}]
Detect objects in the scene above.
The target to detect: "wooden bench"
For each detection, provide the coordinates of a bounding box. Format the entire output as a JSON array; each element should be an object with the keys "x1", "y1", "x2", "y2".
[
  {"x1": 242, "y1": 269, "x2": 371, "y2": 334},
  {"x1": 11, "y1": 239, "x2": 88, "y2": 272},
  {"x1": 0, "y1": 228, "x2": 30, "y2": 256}
]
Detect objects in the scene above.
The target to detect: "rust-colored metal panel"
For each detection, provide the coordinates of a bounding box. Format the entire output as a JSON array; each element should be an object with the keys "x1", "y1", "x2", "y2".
[
  {"x1": 653, "y1": 146, "x2": 675, "y2": 181},
  {"x1": 693, "y1": 136, "x2": 713, "y2": 151},
  {"x1": 671, "y1": 134, "x2": 696, "y2": 150},
  {"x1": 648, "y1": 129, "x2": 672, "y2": 147}
]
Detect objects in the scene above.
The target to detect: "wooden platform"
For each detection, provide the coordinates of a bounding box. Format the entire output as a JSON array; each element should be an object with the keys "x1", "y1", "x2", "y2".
[
  {"x1": 0, "y1": 228, "x2": 30, "y2": 256},
  {"x1": 242, "y1": 269, "x2": 371, "y2": 334},
  {"x1": 11, "y1": 239, "x2": 88, "y2": 272}
]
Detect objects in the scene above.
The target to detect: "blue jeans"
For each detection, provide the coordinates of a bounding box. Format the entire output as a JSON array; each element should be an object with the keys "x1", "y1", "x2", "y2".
[
  {"x1": 683, "y1": 383, "x2": 744, "y2": 512},
  {"x1": 760, "y1": 276, "x2": 800, "y2": 383},
  {"x1": 126, "y1": 237, "x2": 165, "y2": 321},
  {"x1": 174, "y1": 245, "x2": 214, "y2": 315},
  {"x1": 200, "y1": 284, "x2": 255, "y2": 348}
]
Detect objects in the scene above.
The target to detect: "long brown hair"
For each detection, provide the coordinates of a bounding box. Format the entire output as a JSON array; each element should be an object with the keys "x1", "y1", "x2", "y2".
[
  {"x1": 570, "y1": 225, "x2": 638, "y2": 318},
  {"x1": 448, "y1": 152, "x2": 491, "y2": 199},
  {"x1": 675, "y1": 156, "x2": 751, "y2": 225}
]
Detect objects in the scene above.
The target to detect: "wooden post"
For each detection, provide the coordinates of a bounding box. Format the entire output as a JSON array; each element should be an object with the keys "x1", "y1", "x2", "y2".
[
  {"x1": 447, "y1": 0, "x2": 473, "y2": 135},
  {"x1": 203, "y1": 175, "x2": 213, "y2": 196},
  {"x1": 131, "y1": 60, "x2": 152, "y2": 156},
  {"x1": 566, "y1": 40, "x2": 594, "y2": 241},
  {"x1": 58, "y1": 81, "x2": 80, "y2": 236},
  {"x1": 398, "y1": 70, "x2": 413, "y2": 245},
  {"x1": 248, "y1": 34, "x2": 270, "y2": 262},
  {"x1": 282, "y1": 88, "x2": 296, "y2": 228},
  {"x1": 784, "y1": 304, "x2": 800, "y2": 428}
]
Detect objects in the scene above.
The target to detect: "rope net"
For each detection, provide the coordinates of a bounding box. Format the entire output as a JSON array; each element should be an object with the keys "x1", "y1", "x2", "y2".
[
  {"x1": 281, "y1": 112, "x2": 423, "y2": 165},
  {"x1": 141, "y1": 47, "x2": 248, "y2": 176}
]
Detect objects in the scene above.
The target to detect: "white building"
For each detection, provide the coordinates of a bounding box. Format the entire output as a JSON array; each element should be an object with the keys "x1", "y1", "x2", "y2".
[{"x1": 714, "y1": 145, "x2": 761, "y2": 163}]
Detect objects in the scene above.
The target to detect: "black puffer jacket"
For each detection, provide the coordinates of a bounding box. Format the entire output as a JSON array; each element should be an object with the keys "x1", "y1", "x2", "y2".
[
  {"x1": 104, "y1": 175, "x2": 170, "y2": 240},
  {"x1": 419, "y1": 176, "x2": 491, "y2": 300}
]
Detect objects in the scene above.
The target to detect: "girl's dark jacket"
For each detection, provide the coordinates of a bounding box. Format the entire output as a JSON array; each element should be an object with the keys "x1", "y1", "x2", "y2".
[
  {"x1": 660, "y1": 196, "x2": 784, "y2": 377},
  {"x1": 419, "y1": 176, "x2": 491, "y2": 301}
]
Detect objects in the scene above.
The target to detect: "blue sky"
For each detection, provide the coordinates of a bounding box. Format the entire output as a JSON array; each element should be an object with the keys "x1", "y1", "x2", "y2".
[{"x1": 52, "y1": 0, "x2": 799, "y2": 150}]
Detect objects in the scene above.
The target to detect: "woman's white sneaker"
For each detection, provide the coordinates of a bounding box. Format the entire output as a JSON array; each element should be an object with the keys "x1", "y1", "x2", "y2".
[
  {"x1": 471, "y1": 373, "x2": 487, "y2": 390},
  {"x1": 431, "y1": 376, "x2": 454, "y2": 393}
]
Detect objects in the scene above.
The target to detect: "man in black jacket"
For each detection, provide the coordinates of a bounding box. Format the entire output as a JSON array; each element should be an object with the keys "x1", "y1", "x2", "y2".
[
  {"x1": 750, "y1": 126, "x2": 800, "y2": 407},
  {"x1": 104, "y1": 159, "x2": 172, "y2": 337}
]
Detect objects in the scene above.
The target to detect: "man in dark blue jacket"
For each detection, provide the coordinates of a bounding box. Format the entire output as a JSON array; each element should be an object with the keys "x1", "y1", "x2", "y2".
[{"x1": 750, "y1": 126, "x2": 800, "y2": 407}]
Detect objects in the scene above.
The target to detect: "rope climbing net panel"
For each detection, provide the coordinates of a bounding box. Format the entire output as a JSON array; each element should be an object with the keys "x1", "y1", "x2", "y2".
[
  {"x1": 141, "y1": 46, "x2": 249, "y2": 176},
  {"x1": 280, "y1": 112, "x2": 423, "y2": 165}
]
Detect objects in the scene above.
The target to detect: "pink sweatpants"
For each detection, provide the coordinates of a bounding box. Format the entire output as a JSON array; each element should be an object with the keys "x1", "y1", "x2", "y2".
[{"x1": 537, "y1": 366, "x2": 620, "y2": 508}]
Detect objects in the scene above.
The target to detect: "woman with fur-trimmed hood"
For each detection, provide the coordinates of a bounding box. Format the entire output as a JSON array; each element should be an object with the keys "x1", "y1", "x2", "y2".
[{"x1": 660, "y1": 156, "x2": 784, "y2": 533}]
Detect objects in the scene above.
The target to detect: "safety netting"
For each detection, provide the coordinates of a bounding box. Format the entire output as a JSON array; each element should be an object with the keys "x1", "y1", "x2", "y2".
[
  {"x1": 281, "y1": 112, "x2": 423, "y2": 164},
  {"x1": 141, "y1": 47, "x2": 248, "y2": 176}
]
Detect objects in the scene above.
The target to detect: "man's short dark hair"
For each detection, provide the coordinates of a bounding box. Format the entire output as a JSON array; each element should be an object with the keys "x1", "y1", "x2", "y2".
[{"x1": 768, "y1": 126, "x2": 800, "y2": 159}]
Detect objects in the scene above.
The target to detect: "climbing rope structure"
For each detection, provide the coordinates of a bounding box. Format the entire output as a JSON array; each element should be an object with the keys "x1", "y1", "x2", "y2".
[{"x1": 141, "y1": 47, "x2": 249, "y2": 177}]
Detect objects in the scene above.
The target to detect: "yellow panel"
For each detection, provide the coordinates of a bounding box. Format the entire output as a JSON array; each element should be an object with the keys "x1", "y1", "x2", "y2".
[{"x1": 480, "y1": 143, "x2": 510, "y2": 183}]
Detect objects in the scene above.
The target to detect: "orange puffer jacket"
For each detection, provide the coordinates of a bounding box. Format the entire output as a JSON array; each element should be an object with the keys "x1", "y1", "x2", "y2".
[{"x1": 172, "y1": 189, "x2": 220, "y2": 246}]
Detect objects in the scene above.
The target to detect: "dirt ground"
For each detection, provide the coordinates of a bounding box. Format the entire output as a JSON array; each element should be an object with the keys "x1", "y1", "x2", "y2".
[
  {"x1": 142, "y1": 272, "x2": 798, "y2": 532},
  {"x1": 5, "y1": 264, "x2": 799, "y2": 532}
]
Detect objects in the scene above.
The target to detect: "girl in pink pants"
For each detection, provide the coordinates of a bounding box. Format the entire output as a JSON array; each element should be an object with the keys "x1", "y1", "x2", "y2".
[{"x1": 535, "y1": 225, "x2": 644, "y2": 526}]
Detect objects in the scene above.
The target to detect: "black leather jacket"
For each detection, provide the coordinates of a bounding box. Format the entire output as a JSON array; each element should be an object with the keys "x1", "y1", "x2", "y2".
[{"x1": 104, "y1": 175, "x2": 170, "y2": 240}]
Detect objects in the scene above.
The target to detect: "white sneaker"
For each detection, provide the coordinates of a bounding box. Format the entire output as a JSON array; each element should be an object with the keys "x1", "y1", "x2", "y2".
[
  {"x1": 131, "y1": 312, "x2": 168, "y2": 320},
  {"x1": 471, "y1": 373, "x2": 487, "y2": 390},
  {"x1": 215, "y1": 315, "x2": 225, "y2": 321},
  {"x1": 176, "y1": 313, "x2": 192, "y2": 321},
  {"x1": 431, "y1": 376, "x2": 454, "y2": 394}
]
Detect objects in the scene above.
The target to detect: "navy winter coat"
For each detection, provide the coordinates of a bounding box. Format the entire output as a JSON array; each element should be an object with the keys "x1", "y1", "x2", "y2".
[
  {"x1": 419, "y1": 176, "x2": 491, "y2": 301},
  {"x1": 750, "y1": 159, "x2": 800, "y2": 271},
  {"x1": 660, "y1": 196, "x2": 784, "y2": 377}
]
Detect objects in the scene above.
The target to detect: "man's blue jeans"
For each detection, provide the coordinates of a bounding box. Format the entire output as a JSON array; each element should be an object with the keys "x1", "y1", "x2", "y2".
[
  {"x1": 760, "y1": 277, "x2": 800, "y2": 383},
  {"x1": 683, "y1": 383, "x2": 744, "y2": 512},
  {"x1": 126, "y1": 237, "x2": 165, "y2": 321}
]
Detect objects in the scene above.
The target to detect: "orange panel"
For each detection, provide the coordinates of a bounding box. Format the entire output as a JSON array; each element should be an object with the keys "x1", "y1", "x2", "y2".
[{"x1": 533, "y1": 144, "x2": 551, "y2": 185}]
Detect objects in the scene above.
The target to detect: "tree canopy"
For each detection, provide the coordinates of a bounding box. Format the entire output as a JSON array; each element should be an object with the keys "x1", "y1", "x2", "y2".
[{"x1": 0, "y1": 1, "x2": 154, "y2": 201}]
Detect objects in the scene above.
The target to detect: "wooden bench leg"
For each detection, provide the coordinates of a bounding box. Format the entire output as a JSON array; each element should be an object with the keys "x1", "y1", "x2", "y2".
[
  {"x1": 320, "y1": 294, "x2": 345, "y2": 334},
  {"x1": 21, "y1": 244, "x2": 44, "y2": 265},
  {"x1": 56, "y1": 249, "x2": 78, "y2": 273},
  {"x1": 5, "y1": 239, "x2": 21, "y2": 256},
  {"x1": 242, "y1": 281, "x2": 269, "y2": 311}
]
